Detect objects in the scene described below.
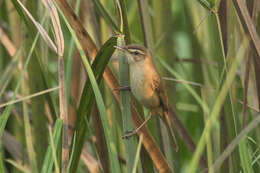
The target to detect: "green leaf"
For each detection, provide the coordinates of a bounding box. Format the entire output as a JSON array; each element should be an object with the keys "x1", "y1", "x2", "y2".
[
  {"x1": 239, "y1": 138, "x2": 254, "y2": 173},
  {"x1": 10, "y1": 0, "x2": 58, "y2": 117},
  {"x1": 62, "y1": 34, "x2": 118, "y2": 172},
  {"x1": 6, "y1": 159, "x2": 30, "y2": 173},
  {"x1": 0, "y1": 141, "x2": 4, "y2": 173},
  {"x1": 41, "y1": 119, "x2": 63, "y2": 173},
  {"x1": 0, "y1": 33, "x2": 40, "y2": 137},
  {"x1": 93, "y1": 0, "x2": 120, "y2": 33}
]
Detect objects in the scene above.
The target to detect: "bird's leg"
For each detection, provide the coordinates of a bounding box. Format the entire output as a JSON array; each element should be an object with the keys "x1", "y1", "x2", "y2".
[
  {"x1": 113, "y1": 86, "x2": 131, "y2": 91},
  {"x1": 122, "y1": 112, "x2": 153, "y2": 139}
]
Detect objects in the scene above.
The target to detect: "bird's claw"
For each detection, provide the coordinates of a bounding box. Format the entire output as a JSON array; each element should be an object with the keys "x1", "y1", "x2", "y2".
[{"x1": 122, "y1": 129, "x2": 135, "y2": 139}]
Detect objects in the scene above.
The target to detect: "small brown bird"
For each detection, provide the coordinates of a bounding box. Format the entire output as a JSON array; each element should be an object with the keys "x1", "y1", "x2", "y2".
[{"x1": 115, "y1": 44, "x2": 178, "y2": 151}]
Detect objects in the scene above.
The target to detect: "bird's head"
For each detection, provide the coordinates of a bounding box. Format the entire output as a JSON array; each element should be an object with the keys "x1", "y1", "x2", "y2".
[{"x1": 115, "y1": 44, "x2": 151, "y2": 65}]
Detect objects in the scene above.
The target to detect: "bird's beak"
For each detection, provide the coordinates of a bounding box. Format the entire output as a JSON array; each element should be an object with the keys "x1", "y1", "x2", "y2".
[{"x1": 114, "y1": 45, "x2": 128, "y2": 52}]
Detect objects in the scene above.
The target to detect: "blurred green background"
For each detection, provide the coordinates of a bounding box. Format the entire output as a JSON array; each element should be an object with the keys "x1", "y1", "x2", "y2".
[{"x1": 0, "y1": 0, "x2": 260, "y2": 173}]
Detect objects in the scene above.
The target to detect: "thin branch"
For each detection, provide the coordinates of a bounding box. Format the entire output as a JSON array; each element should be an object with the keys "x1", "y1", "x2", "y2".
[
  {"x1": 236, "y1": 99, "x2": 260, "y2": 112},
  {"x1": 232, "y1": 0, "x2": 260, "y2": 57},
  {"x1": 0, "y1": 86, "x2": 59, "y2": 109},
  {"x1": 163, "y1": 77, "x2": 204, "y2": 88}
]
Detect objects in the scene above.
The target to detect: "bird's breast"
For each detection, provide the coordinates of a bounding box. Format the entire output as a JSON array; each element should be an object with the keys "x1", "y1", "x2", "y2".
[{"x1": 130, "y1": 64, "x2": 160, "y2": 109}]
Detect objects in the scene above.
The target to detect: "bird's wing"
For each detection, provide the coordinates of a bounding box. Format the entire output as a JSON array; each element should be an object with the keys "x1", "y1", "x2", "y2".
[
  {"x1": 152, "y1": 75, "x2": 178, "y2": 151},
  {"x1": 152, "y1": 75, "x2": 169, "y2": 111}
]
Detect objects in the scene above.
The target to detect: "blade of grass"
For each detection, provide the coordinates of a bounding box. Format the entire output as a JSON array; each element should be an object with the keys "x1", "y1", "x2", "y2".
[
  {"x1": 41, "y1": 0, "x2": 64, "y2": 56},
  {"x1": 9, "y1": 4, "x2": 60, "y2": 166},
  {"x1": 49, "y1": 125, "x2": 61, "y2": 173},
  {"x1": 201, "y1": 89, "x2": 213, "y2": 173},
  {"x1": 23, "y1": 99, "x2": 38, "y2": 173},
  {"x1": 16, "y1": 0, "x2": 58, "y2": 54},
  {"x1": 188, "y1": 38, "x2": 248, "y2": 173},
  {"x1": 0, "y1": 53, "x2": 19, "y2": 99},
  {"x1": 0, "y1": 87, "x2": 59, "y2": 109},
  {"x1": 0, "y1": 141, "x2": 4, "y2": 173},
  {"x1": 0, "y1": 33, "x2": 40, "y2": 137},
  {"x1": 93, "y1": 0, "x2": 120, "y2": 33},
  {"x1": 71, "y1": 36, "x2": 117, "y2": 172},
  {"x1": 116, "y1": 0, "x2": 131, "y2": 44},
  {"x1": 211, "y1": 113, "x2": 260, "y2": 171},
  {"x1": 239, "y1": 138, "x2": 254, "y2": 173},
  {"x1": 6, "y1": 159, "x2": 30, "y2": 173},
  {"x1": 11, "y1": 0, "x2": 59, "y2": 118},
  {"x1": 58, "y1": 12, "x2": 121, "y2": 171},
  {"x1": 41, "y1": 119, "x2": 63, "y2": 173},
  {"x1": 132, "y1": 135, "x2": 143, "y2": 173},
  {"x1": 66, "y1": 131, "x2": 76, "y2": 173}
]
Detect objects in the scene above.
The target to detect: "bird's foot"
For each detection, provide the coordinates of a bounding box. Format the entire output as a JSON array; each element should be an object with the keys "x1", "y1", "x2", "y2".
[
  {"x1": 114, "y1": 86, "x2": 131, "y2": 91},
  {"x1": 122, "y1": 129, "x2": 137, "y2": 139}
]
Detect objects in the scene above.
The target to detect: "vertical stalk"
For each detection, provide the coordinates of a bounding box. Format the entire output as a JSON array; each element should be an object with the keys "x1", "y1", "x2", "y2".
[
  {"x1": 59, "y1": 58, "x2": 69, "y2": 173},
  {"x1": 116, "y1": 0, "x2": 135, "y2": 172}
]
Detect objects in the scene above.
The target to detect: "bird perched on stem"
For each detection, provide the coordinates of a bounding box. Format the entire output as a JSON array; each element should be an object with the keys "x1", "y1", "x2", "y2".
[{"x1": 115, "y1": 44, "x2": 178, "y2": 151}]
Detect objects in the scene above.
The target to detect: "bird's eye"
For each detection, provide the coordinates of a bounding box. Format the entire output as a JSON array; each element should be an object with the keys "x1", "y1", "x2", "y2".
[{"x1": 132, "y1": 51, "x2": 139, "y2": 55}]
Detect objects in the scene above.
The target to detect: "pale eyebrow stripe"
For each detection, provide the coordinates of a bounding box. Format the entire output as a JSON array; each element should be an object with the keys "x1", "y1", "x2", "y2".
[{"x1": 128, "y1": 49, "x2": 145, "y2": 55}]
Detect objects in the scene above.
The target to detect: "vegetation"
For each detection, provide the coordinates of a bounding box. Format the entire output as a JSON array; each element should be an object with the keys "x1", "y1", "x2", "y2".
[{"x1": 0, "y1": 0, "x2": 260, "y2": 173}]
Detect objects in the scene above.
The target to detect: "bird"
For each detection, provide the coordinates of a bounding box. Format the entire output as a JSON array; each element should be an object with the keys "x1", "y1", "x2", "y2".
[{"x1": 115, "y1": 44, "x2": 178, "y2": 151}]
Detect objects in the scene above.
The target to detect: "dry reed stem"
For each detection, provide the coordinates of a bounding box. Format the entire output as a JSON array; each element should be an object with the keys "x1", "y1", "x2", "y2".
[
  {"x1": 232, "y1": 0, "x2": 260, "y2": 57},
  {"x1": 0, "y1": 26, "x2": 17, "y2": 57}
]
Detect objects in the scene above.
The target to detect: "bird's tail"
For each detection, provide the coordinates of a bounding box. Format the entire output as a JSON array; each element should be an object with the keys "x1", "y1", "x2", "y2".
[{"x1": 162, "y1": 111, "x2": 179, "y2": 152}]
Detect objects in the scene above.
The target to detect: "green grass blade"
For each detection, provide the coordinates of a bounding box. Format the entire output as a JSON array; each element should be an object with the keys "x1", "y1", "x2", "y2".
[
  {"x1": 41, "y1": 119, "x2": 63, "y2": 173},
  {"x1": 71, "y1": 35, "x2": 118, "y2": 172},
  {"x1": 49, "y1": 124, "x2": 61, "y2": 173},
  {"x1": 239, "y1": 138, "x2": 254, "y2": 173},
  {"x1": 132, "y1": 135, "x2": 143, "y2": 173},
  {"x1": 6, "y1": 159, "x2": 30, "y2": 173},
  {"x1": 62, "y1": 21, "x2": 121, "y2": 171},
  {"x1": 66, "y1": 131, "x2": 76, "y2": 173},
  {"x1": 93, "y1": 0, "x2": 120, "y2": 33},
  {"x1": 0, "y1": 141, "x2": 4, "y2": 173},
  {"x1": 0, "y1": 33, "x2": 40, "y2": 137},
  {"x1": 0, "y1": 49, "x2": 21, "y2": 99},
  {"x1": 188, "y1": 38, "x2": 248, "y2": 173},
  {"x1": 10, "y1": 0, "x2": 59, "y2": 117},
  {"x1": 23, "y1": 101, "x2": 38, "y2": 173}
]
